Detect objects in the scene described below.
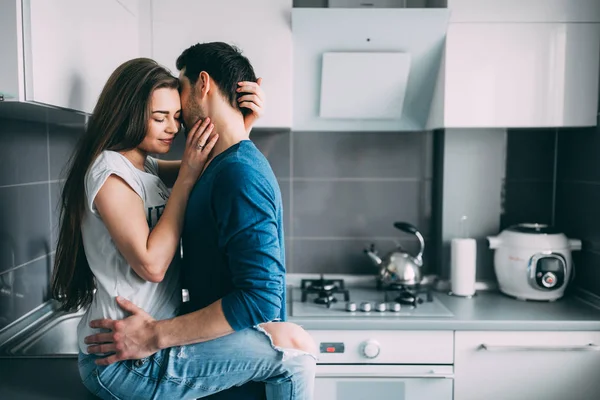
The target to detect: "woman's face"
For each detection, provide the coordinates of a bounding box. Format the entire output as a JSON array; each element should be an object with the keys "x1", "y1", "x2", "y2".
[{"x1": 138, "y1": 87, "x2": 181, "y2": 154}]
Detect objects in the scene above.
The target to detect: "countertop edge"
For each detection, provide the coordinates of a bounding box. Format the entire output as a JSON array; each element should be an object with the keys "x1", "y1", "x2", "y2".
[{"x1": 288, "y1": 317, "x2": 600, "y2": 331}]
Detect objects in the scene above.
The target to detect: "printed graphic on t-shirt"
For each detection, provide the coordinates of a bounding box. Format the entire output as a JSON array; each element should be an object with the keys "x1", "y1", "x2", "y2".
[{"x1": 146, "y1": 190, "x2": 169, "y2": 229}]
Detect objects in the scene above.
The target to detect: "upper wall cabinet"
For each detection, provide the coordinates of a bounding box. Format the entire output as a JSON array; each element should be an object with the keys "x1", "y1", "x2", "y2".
[
  {"x1": 151, "y1": 0, "x2": 293, "y2": 129},
  {"x1": 436, "y1": 22, "x2": 600, "y2": 129},
  {"x1": 427, "y1": 0, "x2": 600, "y2": 129},
  {"x1": 0, "y1": 0, "x2": 139, "y2": 118},
  {"x1": 446, "y1": 0, "x2": 600, "y2": 23}
]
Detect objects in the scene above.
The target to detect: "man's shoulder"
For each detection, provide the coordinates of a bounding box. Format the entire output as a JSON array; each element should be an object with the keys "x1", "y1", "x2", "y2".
[
  {"x1": 215, "y1": 141, "x2": 274, "y2": 182},
  {"x1": 214, "y1": 159, "x2": 269, "y2": 187}
]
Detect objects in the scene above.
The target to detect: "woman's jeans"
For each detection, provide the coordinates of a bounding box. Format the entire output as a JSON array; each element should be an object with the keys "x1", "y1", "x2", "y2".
[{"x1": 78, "y1": 327, "x2": 316, "y2": 399}]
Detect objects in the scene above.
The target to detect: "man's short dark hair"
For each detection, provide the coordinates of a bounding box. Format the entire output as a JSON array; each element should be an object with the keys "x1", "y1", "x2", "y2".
[{"x1": 176, "y1": 42, "x2": 257, "y2": 117}]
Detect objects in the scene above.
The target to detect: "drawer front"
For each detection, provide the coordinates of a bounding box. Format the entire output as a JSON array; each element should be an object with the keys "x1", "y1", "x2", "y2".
[
  {"x1": 455, "y1": 331, "x2": 600, "y2": 400},
  {"x1": 309, "y1": 330, "x2": 454, "y2": 364}
]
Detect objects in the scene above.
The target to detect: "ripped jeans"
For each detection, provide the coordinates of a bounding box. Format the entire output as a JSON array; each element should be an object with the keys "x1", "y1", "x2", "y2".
[{"x1": 78, "y1": 327, "x2": 317, "y2": 400}]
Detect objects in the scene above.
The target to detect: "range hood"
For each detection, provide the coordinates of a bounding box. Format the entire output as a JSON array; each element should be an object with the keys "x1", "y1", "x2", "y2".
[{"x1": 292, "y1": 8, "x2": 450, "y2": 131}]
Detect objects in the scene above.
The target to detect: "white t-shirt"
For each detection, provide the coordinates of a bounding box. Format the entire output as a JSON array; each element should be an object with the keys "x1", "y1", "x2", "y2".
[{"x1": 77, "y1": 150, "x2": 181, "y2": 354}]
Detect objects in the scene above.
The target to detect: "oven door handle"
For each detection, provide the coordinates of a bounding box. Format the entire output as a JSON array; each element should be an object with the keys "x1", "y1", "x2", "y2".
[
  {"x1": 316, "y1": 365, "x2": 454, "y2": 379},
  {"x1": 317, "y1": 372, "x2": 454, "y2": 379}
]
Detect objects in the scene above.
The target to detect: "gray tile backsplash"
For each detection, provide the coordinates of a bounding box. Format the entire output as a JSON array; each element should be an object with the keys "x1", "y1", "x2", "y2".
[
  {"x1": 51, "y1": 182, "x2": 63, "y2": 249},
  {"x1": 505, "y1": 129, "x2": 556, "y2": 181},
  {"x1": 555, "y1": 125, "x2": 600, "y2": 297},
  {"x1": 555, "y1": 182, "x2": 600, "y2": 247},
  {"x1": 292, "y1": 131, "x2": 432, "y2": 179},
  {"x1": 0, "y1": 117, "x2": 82, "y2": 329},
  {"x1": 0, "y1": 119, "x2": 48, "y2": 186},
  {"x1": 557, "y1": 127, "x2": 600, "y2": 182},
  {"x1": 292, "y1": 180, "x2": 428, "y2": 237},
  {"x1": 501, "y1": 129, "x2": 556, "y2": 231},
  {"x1": 501, "y1": 181, "x2": 554, "y2": 228},
  {"x1": 49, "y1": 125, "x2": 81, "y2": 180},
  {"x1": 0, "y1": 184, "x2": 51, "y2": 270},
  {"x1": 289, "y1": 131, "x2": 433, "y2": 274},
  {"x1": 504, "y1": 122, "x2": 600, "y2": 297},
  {"x1": 571, "y1": 251, "x2": 600, "y2": 295},
  {"x1": 279, "y1": 180, "x2": 292, "y2": 234},
  {"x1": 164, "y1": 129, "x2": 435, "y2": 275}
]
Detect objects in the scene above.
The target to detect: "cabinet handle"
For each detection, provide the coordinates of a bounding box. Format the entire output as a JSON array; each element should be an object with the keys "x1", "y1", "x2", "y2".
[{"x1": 479, "y1": 343, "x2": 600, "y2": 352}]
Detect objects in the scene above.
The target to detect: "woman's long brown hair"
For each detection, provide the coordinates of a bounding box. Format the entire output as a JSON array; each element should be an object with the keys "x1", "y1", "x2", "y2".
[{"x1": 51, "y1": 58, "x2": 179, "y2": 311}]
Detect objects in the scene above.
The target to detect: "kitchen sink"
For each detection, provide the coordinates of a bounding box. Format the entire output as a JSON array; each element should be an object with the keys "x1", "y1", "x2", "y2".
[
  {"x1": 7, "y1": 312, "x2": 81, "y2": 357},
  {"x1": 0, "y1": 305, "x2": 83, "y2": 358}
]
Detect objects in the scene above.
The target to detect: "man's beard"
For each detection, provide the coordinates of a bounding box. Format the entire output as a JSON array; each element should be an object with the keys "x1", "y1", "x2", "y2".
[{"x1": 183, "y1": 93, "x2": 205, "y2": 133}]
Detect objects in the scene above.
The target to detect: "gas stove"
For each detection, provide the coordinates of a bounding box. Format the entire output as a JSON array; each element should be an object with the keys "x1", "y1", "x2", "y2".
[
  {"x1": 289, "y1": 275, "x2": 453, "y2": 318},
  {"x1": 287, "y1": 275, "x2": 455, "y2": 400}
]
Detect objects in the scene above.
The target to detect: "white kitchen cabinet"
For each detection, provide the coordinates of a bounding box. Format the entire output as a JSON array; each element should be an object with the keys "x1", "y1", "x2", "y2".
[
  {"x1": 151, "y1": 0, "x2": 292, "y2": 129},
  {"x1": 0, "y1": 0, "x2": 139, "y2": 115},
  {"x1": 446, "y1": 0, "x2": 600, "y2": 23},
  {"x1": 455, "y1": 331, "x2": 600, "y2": 400},
  {"x1": 435, "y1": 22, "x2": 600, "y2": 129}
]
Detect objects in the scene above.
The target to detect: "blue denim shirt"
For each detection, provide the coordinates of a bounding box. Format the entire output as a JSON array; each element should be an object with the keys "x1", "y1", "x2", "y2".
[{"x1": 181, "y1": 139, "x2": 286, "y2": 330}]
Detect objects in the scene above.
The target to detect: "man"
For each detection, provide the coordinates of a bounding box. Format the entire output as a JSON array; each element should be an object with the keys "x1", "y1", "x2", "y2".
[{"x1": 85, "y1": 42, "x2": 316, "y2": 399}]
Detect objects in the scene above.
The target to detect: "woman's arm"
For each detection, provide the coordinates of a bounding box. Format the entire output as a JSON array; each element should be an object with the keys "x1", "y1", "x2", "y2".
[{"x1": 94, "y1": 119, "x2": 217, "y2": 282}]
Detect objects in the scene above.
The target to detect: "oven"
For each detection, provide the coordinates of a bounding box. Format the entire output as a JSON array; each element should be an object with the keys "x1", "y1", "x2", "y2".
[
  {"x1": 310, "y1": 330, "x2": 455, "y2": 400},
  {"x1": 315, "y1": 365, "x2": 453, "y2": 400}
]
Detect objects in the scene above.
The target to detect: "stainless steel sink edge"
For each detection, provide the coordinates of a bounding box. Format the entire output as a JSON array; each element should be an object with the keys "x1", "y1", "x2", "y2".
[{"x1": 0, "y1": 301, "x2": 84, "y2": 358}]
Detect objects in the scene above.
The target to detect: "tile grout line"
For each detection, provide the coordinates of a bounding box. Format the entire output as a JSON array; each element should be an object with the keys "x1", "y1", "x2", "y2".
[
  {"x1": 585, "y1": 248, "x2": 600, "y2": 257},
  {"x1": 504, "y1": 178, "x2": 554, "y2": 184},
  {"x1": 0, "y1": 252, "x2": 56, "y2": 276},
  {"x1": 288, "y1": 130, "x2": 294, "y2": 273},
  {"x1": 557, "y1": 180, "x2": 600, "y2": 186},
  {"x1": 0, "y1": 179, "x2": 64, "y2": 189},
  {"x1": 47, "y1": 120, "x2": 53, "y2": 251},
  {"x1": 551, "y1": 128, "x2": 558, "y2": 226}
]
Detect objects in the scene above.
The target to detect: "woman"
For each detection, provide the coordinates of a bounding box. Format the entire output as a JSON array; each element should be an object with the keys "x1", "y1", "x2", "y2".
[{"x1": 51, "y1": 58, "x2": 315, "y2": 400}]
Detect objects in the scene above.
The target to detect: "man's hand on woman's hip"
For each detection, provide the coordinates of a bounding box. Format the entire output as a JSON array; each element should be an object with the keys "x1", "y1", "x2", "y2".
[{"x1": 84, "y1": 296, "x2": 160, "y2": 366}]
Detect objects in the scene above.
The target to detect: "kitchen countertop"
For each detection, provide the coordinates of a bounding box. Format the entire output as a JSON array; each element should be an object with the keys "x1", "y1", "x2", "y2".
[
  {"x1": 1, "y1": 289, "x2": 600, "y2": 399},
  {"x1": 288, "y1": 290, "x2": 600, "y2": 331}
]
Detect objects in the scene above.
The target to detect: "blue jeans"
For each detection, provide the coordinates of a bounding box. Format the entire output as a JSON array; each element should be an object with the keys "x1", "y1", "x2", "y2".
[{"x1": 78, "y1": 327, "x2": 316, "y2": 399}]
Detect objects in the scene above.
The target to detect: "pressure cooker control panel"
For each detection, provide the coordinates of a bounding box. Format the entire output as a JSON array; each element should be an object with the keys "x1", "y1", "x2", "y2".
[{"x1": 532, "y1": 254, "x2": 566, "y2": 290}]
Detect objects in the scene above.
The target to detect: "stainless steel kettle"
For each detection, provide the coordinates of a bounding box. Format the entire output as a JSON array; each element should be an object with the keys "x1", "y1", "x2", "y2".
[{"x1": 364, "y1": 222, "x2": 425, "y2": 287}]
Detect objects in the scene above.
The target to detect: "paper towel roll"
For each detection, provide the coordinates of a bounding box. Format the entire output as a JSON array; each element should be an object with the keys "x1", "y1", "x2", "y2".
[{"x1": 450, "y1": 238, "x2": 477, "y2": 297}]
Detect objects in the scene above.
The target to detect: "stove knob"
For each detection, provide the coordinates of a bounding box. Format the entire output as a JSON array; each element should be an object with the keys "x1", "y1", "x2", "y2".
[
  {"x1": 360, "y1": 302, "x2": 372, "y2": 312},
  {"x1": 375, "y1": 302, "x2": 387, "y2": 312},
  {"x1": 361, "y1": 339, "x2": 381, "y2": 359},
  {"x1": 346, "y1": 302, "x2": 357, "y2": 312},
  {"x1": 390, "y1": 302, "x2": 401, "y2": 312}
]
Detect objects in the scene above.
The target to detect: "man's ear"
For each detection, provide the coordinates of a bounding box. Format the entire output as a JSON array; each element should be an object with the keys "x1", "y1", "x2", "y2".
[{"x1": 197, "y1": 71, "x2": 211, "y2": 98}]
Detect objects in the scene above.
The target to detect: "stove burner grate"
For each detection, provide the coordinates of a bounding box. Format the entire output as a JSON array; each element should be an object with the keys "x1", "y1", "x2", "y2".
[{"x1": 300, "y1": 274, "x2": 350, "y2": 308}]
